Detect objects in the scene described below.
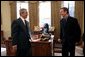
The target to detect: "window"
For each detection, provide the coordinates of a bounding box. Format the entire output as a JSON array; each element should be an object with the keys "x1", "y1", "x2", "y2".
[
  {"x1": 39, "y1": 1, "x2": 51, "y2": 27},
  {"x1": 16, "y1": 1, "x2": 29, "y2": 22},
  {"x1": 61, "y1": 1, "x2": 75, "y2": 17}
]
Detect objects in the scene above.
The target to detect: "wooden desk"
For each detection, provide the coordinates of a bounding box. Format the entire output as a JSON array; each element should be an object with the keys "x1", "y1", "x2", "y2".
[
  {"x1": 31, "y1": 38, "x2": 53, "y2": 56},
  {"x1": 5, "y1": 38, "x2": 16, "y2": 56},
  {"x1": 5, "y1": 37, "x2": 53, "y2": 56},
  {"x1": 1, "y1": 31, "x2": 4, "y2": 44},
  {"x1": 33, "y1": 31, "x2": 54, "y2": 35}
]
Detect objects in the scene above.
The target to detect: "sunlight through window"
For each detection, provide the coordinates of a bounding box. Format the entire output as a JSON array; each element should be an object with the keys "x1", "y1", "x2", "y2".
[{"x1": 39, "y1": 1, "x2": 51, "y2": 27}]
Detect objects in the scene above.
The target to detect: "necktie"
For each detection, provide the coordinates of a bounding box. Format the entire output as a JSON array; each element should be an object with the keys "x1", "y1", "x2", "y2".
[{"x1": 24, "y1": 20, "x2": 29, "y2": 36}]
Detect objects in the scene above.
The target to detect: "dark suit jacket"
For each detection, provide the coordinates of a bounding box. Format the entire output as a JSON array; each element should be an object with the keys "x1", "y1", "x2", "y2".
[
  {"x1": 11, "y1": 18, "x2": 31, "y2": 53},
  {"x1": 60, "y1": 16, "x2": 81, "y2": 43}
]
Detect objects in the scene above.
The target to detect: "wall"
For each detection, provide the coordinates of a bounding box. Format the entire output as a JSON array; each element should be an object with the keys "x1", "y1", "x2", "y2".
[
  {"x1": 9, "y1": 1, "x2": 17, "y2": 23},
  {"x1": 51, "y1": 1, "x2": 61, "y2": 41},
  {"x1": 29, "y1": 1, "x2": 39, "y2": 30},
  {"x1": 75, "y1": 1, "x2": 84, "y2": 36},
  {"x1": 1, "y1": 1, "x2": 11, "y2": 40}
]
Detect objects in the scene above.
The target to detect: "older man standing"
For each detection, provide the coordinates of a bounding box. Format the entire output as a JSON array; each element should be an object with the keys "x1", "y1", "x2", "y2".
[{"x1": 11, "y1": 8, "x2": 32, "y2": 56}]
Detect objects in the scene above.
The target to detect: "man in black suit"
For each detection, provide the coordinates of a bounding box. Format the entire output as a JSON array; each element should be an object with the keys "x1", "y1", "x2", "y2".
[
  {"x1": 60, "y1": 7, "x2": 81, "y2": 56},
  {"x1": 11, "y1": 8, "x2": 32, "y2": 56}
]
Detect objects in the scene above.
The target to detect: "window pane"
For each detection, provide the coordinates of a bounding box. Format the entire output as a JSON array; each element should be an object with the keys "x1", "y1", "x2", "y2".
[
  {"x1": 39, "y1": 1, "x2": 51, "y2": 27},
  {"x1": 16, "y1": 1, "x2": 29, "y2": 22},
  {"x1": 69, "y1": 1, "x2": 75, "y2": 17}
]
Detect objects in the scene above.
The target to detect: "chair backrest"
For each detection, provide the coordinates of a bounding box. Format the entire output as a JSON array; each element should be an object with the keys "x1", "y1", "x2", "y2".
[
  {"x1": 1, "y1": 31, "x2": 5, "y2": 44},
  {"x1": 5, "y1": 37, "x2": 16, "y2": 56}
]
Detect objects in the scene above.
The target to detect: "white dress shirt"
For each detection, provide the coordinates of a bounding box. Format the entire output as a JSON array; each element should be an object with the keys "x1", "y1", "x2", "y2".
[{"x1": 20, "y1": 16, "x2": 26, "y2": 25}]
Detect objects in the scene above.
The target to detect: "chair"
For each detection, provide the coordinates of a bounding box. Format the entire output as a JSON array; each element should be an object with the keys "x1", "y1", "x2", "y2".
[
  {"x1": 1, "y1": 31, "x2": 5, "y2": 44},
  {"x1": 53, "y1": 39, "x2": 62, "y2": 55},
  {"x1": 5, "y1": 37, "x2": 16, "y2": 56}
]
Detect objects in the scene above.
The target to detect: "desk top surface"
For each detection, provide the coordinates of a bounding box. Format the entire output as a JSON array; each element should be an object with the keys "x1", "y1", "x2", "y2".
[{"x1": 30, "y1": 38, "x2": 53, "y2": 43}]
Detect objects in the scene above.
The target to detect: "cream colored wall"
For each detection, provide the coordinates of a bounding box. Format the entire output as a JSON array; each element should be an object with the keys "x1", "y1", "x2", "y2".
[
  {"x1": 75, "y1": 1, "x2": 84, "y2": 36},
  {"x1": 82, "y1": 2, "x2": 84, "y2": 34},
  {"x1": 1, "y1": 1, "x2": 11, "y2": 40}
]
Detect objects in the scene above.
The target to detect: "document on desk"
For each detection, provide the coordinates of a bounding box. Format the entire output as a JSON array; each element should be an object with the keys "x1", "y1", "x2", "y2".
[{"x1": 31, "y1": 38, "x2": 41, "y2": 42}]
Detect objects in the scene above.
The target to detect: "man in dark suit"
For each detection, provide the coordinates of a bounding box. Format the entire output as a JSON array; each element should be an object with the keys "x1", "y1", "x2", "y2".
[
  {"x1": 11, "y1": 8, "x2": 32, "y2": 56},
  {"x1": 60, "y1": 7, "x2": 81, "y2": 56}
]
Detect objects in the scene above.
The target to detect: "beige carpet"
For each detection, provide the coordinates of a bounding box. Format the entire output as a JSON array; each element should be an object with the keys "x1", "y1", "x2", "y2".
[
  {"x1": 1, "y1": 46, "x2": 84, "y2": 56},
  {"x1": 54, "y1": 46, "x2": 84, "y2": 56}
]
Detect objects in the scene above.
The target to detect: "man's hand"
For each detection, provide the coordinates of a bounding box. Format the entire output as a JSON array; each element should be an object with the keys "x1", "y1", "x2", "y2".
[
  {"x1": 11, "y1": 45, "x2": 17, "y2": 55},
  {"x1": 12, "y1": 45, "x2": 17, "y2": 50}
]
